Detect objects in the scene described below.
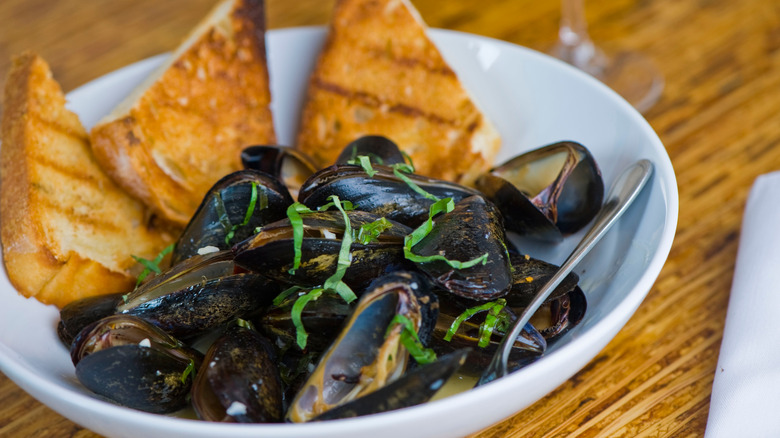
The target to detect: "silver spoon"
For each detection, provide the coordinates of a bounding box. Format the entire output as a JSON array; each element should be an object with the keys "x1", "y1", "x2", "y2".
[{"x1": 478, "y1": 159, "x2": 654, "y2": 386}]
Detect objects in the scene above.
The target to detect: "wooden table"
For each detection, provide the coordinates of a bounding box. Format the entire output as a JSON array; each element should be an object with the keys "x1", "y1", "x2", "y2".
[{"x1": 1, "y1": 0, "x2": 776, "y2": 436}]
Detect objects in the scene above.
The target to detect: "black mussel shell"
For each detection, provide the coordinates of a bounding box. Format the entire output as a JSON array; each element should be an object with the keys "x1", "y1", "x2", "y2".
[
  {"x1": 58, "y1": 292, "x2": 123, "y2": 347},
  {"x1": 240, "y1": 146, "x2": 318, "y2": 199},
  {"x1": 286, "y1": 271, "x2": 438, "y2": 422},
  {"x1": 233, "y1": 210, "x2": 414, "y2": 292},
  {"x1": 71, "y1": 315, "x2": 203, "y2": 414},
  {"x1": 412, "y1": 196, "x2": 513, "y2": 301},
  {"x1": 526, "y1": 286, "x2": 587, "y2": 343},
  {"x1": 429, "y1": 293, "x2": 546, "y2": 375},
  {"x1": 260, "y1": 293, "x2": 353, "y2": 352},
  {"x1": 192, "y1": 325, "x2": 284, "y2": 423},
  {"x1": 76, "y1": 345, "x2": 194, "y2": 414},
  {"x1": 117, "y1": 251, "x2": 280, "y2": 339},
  {"x1": 334, "y1": 135, "x2": 407, "y2": 166},
  {"x1": 505, "y1": 254, "x2": 580, "y2": 308},
  {"x1": 172, "y1": 170, "x2": 293, "y2": 265},
  {"x1": 297, "y1": 164, "x2": 481, "y2": 227},
  {"x1": 311, "y1": 349, "x2": 469, "y2": 421},
  {"x1": 475, "y1": 141, "x2": 604, "y2": 241}
]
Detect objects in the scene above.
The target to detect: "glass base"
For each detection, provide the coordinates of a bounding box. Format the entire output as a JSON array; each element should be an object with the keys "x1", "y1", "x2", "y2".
[{"x1": 551, "y1": 41, "x2": 664, "y2": 114}]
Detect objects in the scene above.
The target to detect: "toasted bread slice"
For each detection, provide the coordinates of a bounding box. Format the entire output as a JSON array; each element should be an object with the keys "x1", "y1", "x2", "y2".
[
  {"x1": 0, "y1": 53, "x2": 177, "y2": 308},
  {"x1": 90, "y1": 0, "x2": 276, "y2": 226},
  {"x1": 295, "y1": 0, "x2": 501, "y2": 184}
]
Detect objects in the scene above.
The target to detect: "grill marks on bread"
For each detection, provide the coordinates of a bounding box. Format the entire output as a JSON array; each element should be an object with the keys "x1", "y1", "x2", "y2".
[
  {"x1": 295, "y1": 0, "x2": 500, "y2": 183},
  {"x1": 0, "y1": 53, "x2": 175, "y2": 308}
]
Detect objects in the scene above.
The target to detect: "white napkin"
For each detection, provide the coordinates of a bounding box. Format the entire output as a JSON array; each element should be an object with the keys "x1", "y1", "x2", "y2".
[{"x1": 706, "y1": 171, "x2": 780, "y2": 437}]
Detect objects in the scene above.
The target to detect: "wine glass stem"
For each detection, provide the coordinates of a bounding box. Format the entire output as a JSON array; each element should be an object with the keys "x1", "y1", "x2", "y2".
[{"x1": 556, "y1": 0, "x2": 605, "y2": 76}]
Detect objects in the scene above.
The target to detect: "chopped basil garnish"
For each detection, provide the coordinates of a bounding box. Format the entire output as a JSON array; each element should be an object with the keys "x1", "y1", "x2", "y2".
[
  {"x1": 236, "y1": 318, "x2": 256, "y2": 331},
  {"x1": 403, "y1": 198, "x2": 488, "y2": 269},
  {"x1": 273, "y1": 285, "x2": 306, "y2": 306},
  {"x1": 355, "y1": 155, "x2": 377, "y2": 177},
  {"x1": 355, "y1": 217, "x2": 393, "y2": 245},
  {"x1": 321, "y1": 195, "x2": 358, "y2": 304},
  {"x1": 400, "y1": 150, "x2": 415, "y2": 171},
  {"x1": 391, "y1": 163, "x2": 439, "y2": 201},
  {"x1": 283, "y1": 196, "x2": 359, "y2": 349},
  {"x1": 181, "y1": 358, "x2": 196, "y2": 384},
  {"x1": 132, "y1": 243, "x2": 175, "y2": 288},
  {"x1": 286, "y1": 202, "x2": 317, "y2": 275},
  {"x1": 291, "y1": 288, "x2": 324, "y2": 349},
  {"x1": 386, "y1": 314, "x2": 437, "y2": 364},
  {"x1": 444, "y1": 299, "x2": 511, "y2": 348},
  {"x1": 225, "y1": 182, "x2": 265, "y2": 245}
]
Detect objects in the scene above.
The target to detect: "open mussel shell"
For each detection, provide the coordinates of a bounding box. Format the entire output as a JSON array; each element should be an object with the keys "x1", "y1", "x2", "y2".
[
  {"x1": 334, "y1": 135, "x2": 407, "y2": 166},
  {"x1": 233, "y1": 210, "x2": 413, "y2": 291},
  {"x1": 412, "y1": 196, "x2": 513, "y2": 301},
  {"x1": 192, "y1": 325, "x2": 284, "y2": 423},
  {"x1": 260, "y1": 292, "x2": 353, "y2": 352},
  {"x1": 297, "y1": 164, "x2": 481, "y2": 227},
  {"x1": 117, "y1": 251, "x2": 280, "y2": 339},
  {"x1": 505, "y1": 254, "x2": 580, "y2": 308},
  {"x1": 71, "y1": 315, "x2": 203, "y2": 414},
  {"x1": 429, "y1": 294, "x2": 546, "y2": 375},
  {"x1": 475, "y1": 141, "x2": 604, "y2": 241},
  {"x1": 172, "y1": 170, "x2": 293, "y2": 265},
  {"x1": 58, "y1": 292, "x2": 123, "y2": 347},
  {"x1": 525, "y1": 286, "x2": 587, "y2": 343},
  {"x1": 240, "y1": 146, "x2": 318, "y2": 200},
  {"x1": 311, "y1": 349, "x2": 469, "y2": 421},
  {"x1": 286, "y1": 271, "x2": 438, "y2": 423}
]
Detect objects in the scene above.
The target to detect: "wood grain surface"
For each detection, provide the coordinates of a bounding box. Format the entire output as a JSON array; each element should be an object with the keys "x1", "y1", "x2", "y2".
[{"x1": 2, "y1": 0, "x2": 778, "y2": 436}]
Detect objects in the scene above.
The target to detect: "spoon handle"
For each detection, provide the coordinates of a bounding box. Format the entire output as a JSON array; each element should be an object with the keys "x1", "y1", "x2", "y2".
[{"x1": 478, "y1": 159, "x2": 654, "y2": 385}]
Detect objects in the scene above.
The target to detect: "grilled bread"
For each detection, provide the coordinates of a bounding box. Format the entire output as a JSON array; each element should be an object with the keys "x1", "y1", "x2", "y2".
[
  {"x1": 295, "y1": 0, "x2": 501, "y2": 184},
  {"x1": 90, "y1": 0, "x2": 276, "y2": 227},
  {"x1": 0, "y1": 53, "x2": 177, "y2": 308}
]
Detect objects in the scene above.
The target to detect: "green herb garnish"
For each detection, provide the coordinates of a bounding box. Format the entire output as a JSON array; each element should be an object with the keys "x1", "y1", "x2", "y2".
[
  {"x1": 354, "y1": 155, "x2": 378, "y2": 177},
  {"x1": 132, "y1": 243, "x2": 175, "y2": 288},
  {"x1": 286, "y1": 203, "x2": 317, "y2": 274},
  {"x1": 386, "y1": 314, "x2": 437, "y2": 364},
  {"x1": 225, "y1": 182, "x2": 265, "y2": 245},
  {"x1": 181, "y1": 358, "x2": 196, "y2": 384},
  {"x1": 400, "y1": 150, "x2": 415, "y2": 171},
  {"x1": 273, "y1": 285, "x2": 306, "y2": 306},
  {"x1": 403, "y1": 198, "x2": 488, "y2": 269},
  {"x1": 291, "y1": 288, "x2": 325, "y2": 349},
  {"x1": 283, "y1": 196, "x2": 359, "y2": 349},
  {"x1": 320, "y1": 195, "x2": 358, "y2": 304},
  {"x1": 355, "y1": 217, "x2": 393, "y2": 245},
  {"x1": 236, "y1": 318, "x2": 256, "y2": 331},
  {"x1": 391, "y1": 163, "x2": 439, "y2": 201},
  {"x1": 444, "y1": 299, "x2": 511, "y2": 348}
]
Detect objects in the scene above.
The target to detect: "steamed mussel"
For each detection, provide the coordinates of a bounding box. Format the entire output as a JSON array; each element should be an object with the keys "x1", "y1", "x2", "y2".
[
  {"x1": 475, "y1": 141, "x2": 604, "y2": 241},
  {"x1": 59, "y1": 135, "x2": 597, "y2": 422}
]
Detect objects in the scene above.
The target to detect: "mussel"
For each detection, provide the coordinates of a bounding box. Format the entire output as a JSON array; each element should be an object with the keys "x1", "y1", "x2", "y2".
[
  {"x1": 233, "y1": 210, "x2": 414, "y2": 291},
  {"x1": 192, "y1": 325, "x2": 284, "y2": 423},
  {"x1": 412, "y1": 196, "x2": 513, "y2": 301},
  {"x1": 240, "y1": 146, "x2": 318, "y2": 200},
  {"x1": 334, "y1": 135, "x2": 407, "y2": 166},
  {"x1": 58, "y1": 292, "x2": 123, "y2": 347},
  {"x1": 475, "y1": 141, "x2": 604, "y2": 241},
  {"x1": 118, "y1": 250, "x2": 279, "y2": 339},
  {"x1": 286, "y1": 271, "x2": 438, "y2": 422},
  {"x1": 297, "y1": 164, "x2": 481, "y2": 227},
  {"x1": 311, "y1": 350, "x2": 469, "y2": 421},
  {"x1": 172, "y1": 170, "x2": 293, "y2": 265},
  {"x1": 71, "y1": 315, "x2": 203, "y2": 414}
]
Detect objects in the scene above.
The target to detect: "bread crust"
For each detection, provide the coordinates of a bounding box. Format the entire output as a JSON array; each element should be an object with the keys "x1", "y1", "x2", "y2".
[
  {"x1": 90, "y1": 0, "x2": 276, "y2": 226},
  {"x1": 296, "y1": 0, "x2": 501, "y2": 184},
  {"x1": 1, "y1": 53, "x2": 176, "y2": 308}
]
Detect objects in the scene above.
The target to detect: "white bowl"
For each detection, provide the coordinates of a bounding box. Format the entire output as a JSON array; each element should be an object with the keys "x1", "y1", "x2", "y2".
[{"x1": 0, "y1": 27, "x2": 677, "y2": 438}]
